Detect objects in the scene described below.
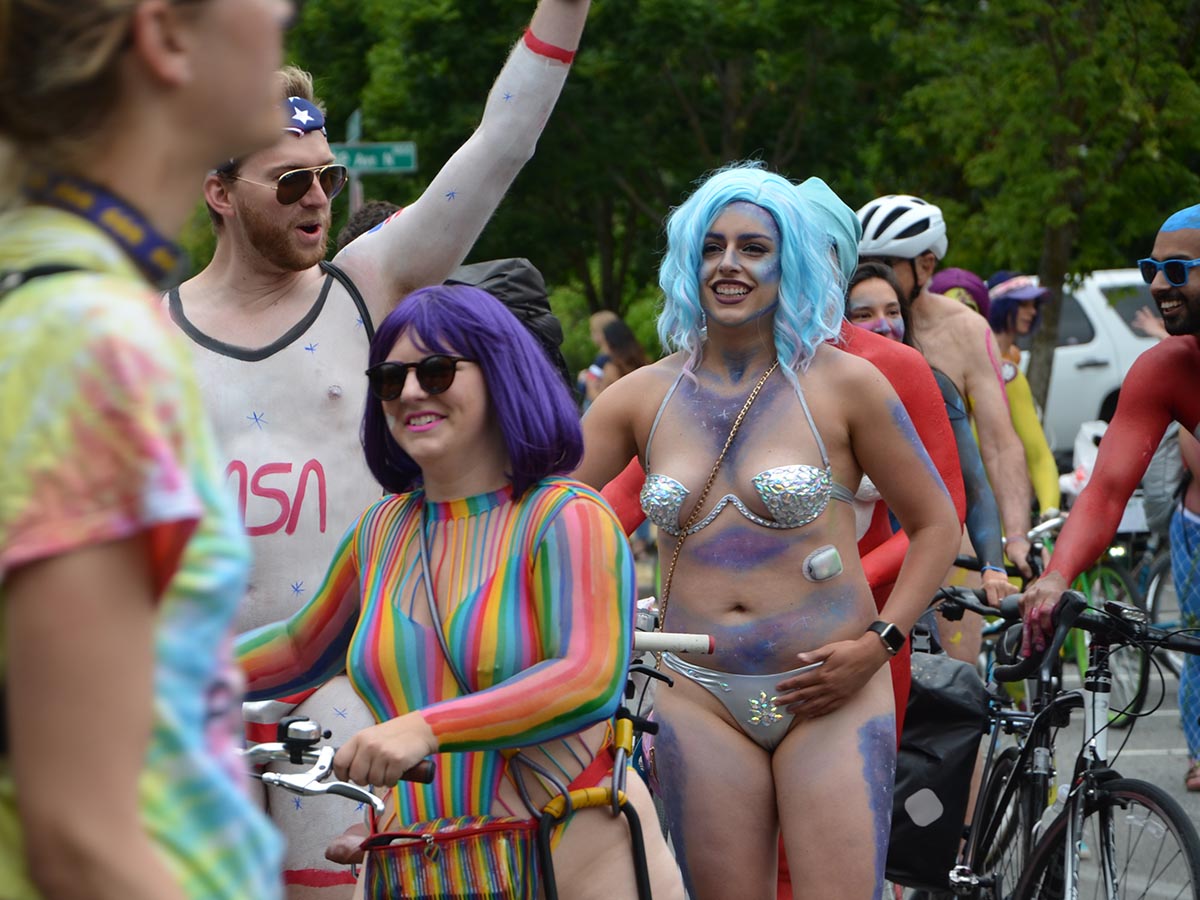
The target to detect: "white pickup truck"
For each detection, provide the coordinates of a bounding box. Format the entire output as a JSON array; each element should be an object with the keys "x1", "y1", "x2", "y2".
[{"x1": 1015, "y1": 268, "x2": 1157, "y2": 466}]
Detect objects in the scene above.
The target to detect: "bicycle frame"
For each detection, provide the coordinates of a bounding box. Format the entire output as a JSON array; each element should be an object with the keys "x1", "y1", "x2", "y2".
[{"x1": 946, "y1": 588, "x2": 1183, "y2": 900}]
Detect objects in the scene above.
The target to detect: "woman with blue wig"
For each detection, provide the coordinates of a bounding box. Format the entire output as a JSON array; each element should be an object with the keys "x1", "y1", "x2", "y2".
[
  {"x1": 237, "y1": 284, "x2": 684, "y2": 899},
  {"x1": 577, "y1": 162, "x2": 960, "y2": 899}
]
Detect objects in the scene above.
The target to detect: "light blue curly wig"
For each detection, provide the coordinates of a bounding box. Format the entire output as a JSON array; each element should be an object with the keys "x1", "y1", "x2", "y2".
[{"x1": 657, "y1": 161, "x2": 844, "y2": 384}]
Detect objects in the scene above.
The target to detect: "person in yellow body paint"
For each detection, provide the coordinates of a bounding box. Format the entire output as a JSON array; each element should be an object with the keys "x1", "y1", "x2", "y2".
[{"x1": 931, "y1": 268, "x2": 1061, "y2": 519}]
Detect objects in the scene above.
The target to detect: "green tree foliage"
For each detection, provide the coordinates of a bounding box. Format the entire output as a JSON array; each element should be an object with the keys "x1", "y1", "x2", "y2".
[
  {"x1": 886, "y1": 0, "x2": 1200, "y2": 403},
  {"x1": 285, "y1": 0, "x2": 1200, "y2": 405}
]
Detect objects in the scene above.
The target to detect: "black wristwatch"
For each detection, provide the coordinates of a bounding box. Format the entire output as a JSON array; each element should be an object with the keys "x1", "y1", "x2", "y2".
[{"x1": 867, "y1": 620, "x2": 905, "y2": 656}]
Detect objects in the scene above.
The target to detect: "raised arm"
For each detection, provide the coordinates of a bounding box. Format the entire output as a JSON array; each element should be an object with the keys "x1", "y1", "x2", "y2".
[
  {"x1": 236, "y1": 520, "x2": 361, "y2": 700},
  {"x1": 966, "y1": 324, "x2": 1033, "y2": 573},
  {"x1": 335, "y1": 0, "x2": 590, "y2": 321}
]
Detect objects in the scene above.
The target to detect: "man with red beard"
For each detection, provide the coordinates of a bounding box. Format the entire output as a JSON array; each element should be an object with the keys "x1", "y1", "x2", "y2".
[{"x1": 167, "y1": 4, "x2": 590, "y2": 897}]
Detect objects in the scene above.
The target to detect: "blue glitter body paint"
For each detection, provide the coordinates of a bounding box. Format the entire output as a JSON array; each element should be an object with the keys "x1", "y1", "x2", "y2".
[
  {"x1": 934, "y1": 371, "x2": 1004, "y2": 566},
  {"x1": 648, "y1": 718, "x2": 698, "y2": 900},
  {"x1": 858, "y1": 713, "x2": 897, "y2": 895},
  {"x1": 680, "y1": 373, "x2": 784, "y2": 462},
  {"x1": 688, "y1": 521, "x2": 796, "y2": 570},
  {"x1": 889, "y1": 399, "x2": 948, "y2": 496},
  {"x1": 665, "y1": 584, "x2": 860, "y2": 673}
]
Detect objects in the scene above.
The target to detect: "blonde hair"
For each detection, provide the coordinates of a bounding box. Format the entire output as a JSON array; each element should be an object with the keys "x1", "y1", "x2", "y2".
[
  {"x1": 0, "y1": 1, "x2": 142, "y2": 202},
  {"x1": 279, "y1": 65, "x2": 323, "y2": 110}
]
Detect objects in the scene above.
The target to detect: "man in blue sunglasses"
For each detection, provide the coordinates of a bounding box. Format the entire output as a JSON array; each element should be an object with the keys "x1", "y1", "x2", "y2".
[{"x1": 1022, "y1": 203, "x2": 1200, "y2": 789}]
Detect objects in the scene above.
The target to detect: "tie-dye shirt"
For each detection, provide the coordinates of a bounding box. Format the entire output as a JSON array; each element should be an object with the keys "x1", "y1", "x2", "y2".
[
  {"x1": 0, "y1": 205, "x2": 282, "y2": 900},
  {"x1": 237, "y1": 479, "x2": 634, "y2": 823}
]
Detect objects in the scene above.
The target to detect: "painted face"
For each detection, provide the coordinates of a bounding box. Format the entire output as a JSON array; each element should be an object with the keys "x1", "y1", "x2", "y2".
[
  {"x1": 381, "y1": 331, "x2": 500, "y2": 469},
  {"x1": 1148, "y1": 228, "x2": 1200, "y2": 336},
  {"x1": 231, "y1": 132, "x2": 337, "y2": 271},
  {"x1": 1014, "y1": 299, "x2": 1039, "y2": 335},
  {"x1": 847, "y1": 277, "x2": 905, "y2": 343},
  {"x1": 698, "y1": 202, "x2": 783, "y2": 329}
]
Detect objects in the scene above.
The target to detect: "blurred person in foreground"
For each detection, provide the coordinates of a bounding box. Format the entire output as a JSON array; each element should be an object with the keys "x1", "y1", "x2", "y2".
[{"x1": 0, "y1": 1, "x2": 291, "y2": 898}]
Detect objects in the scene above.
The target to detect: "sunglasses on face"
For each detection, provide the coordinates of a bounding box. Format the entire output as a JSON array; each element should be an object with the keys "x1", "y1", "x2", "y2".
[
  {"x1": 365, "y1": 355, "x2": 474, "y2": 401},
  {"x1": 1137, "y1": 256, "x2": 1200, "y2": 287},
  {"x1": 233, "y1": 164, "x2": 348, "y2": 205}
]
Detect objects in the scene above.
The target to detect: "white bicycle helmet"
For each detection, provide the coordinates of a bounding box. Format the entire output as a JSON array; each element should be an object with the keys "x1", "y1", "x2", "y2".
[{"x1": 856, "y1": 194, "x2": 949, "y2": 260}]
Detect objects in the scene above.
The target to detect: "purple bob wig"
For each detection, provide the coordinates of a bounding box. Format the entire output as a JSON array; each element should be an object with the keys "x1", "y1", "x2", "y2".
[{"x1": 362, "y1": 284, "x2": 583, "y2": 497}]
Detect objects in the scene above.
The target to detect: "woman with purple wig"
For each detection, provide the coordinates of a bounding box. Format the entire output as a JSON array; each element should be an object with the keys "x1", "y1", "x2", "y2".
[
  {"x1": 577, "y1": 162, "x2": 961, "y2": 899},
  {"x1": 235, "y1": 284, "x2": 684, "y2": 899}
]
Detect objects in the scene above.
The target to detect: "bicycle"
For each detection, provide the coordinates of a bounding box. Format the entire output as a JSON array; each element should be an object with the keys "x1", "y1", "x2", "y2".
[
  {"x1": 937, "y1": 587, "x2": 1200, "y2": 899},
  {"x1": 243, "y1": 628, "x2": 714, "y2": 900},
  {"x1": 1022, "y1": 515, "x2": 1152, "y2": 727}
]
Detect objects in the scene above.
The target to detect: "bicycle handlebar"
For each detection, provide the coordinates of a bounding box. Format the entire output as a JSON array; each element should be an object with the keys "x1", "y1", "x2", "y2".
[
  {"x1": 632, "y1": 631, "x2": 714, "y2": 655},
  {"x1": 941, "y1": 586, "x2": 1200, "y2": 682},
  {"x1": 992, "y1": 591, "x2": 1085, "y2": 683},
  {"x1": 242, "y1": 718, "x2": 436, "y2": 815}
]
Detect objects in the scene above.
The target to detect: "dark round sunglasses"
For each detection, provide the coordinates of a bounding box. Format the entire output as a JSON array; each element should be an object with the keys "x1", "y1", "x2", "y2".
[
  {"x1": 233, "y1": 164, "x2": 348, "y2": 206},
  {"x1": 365, "y1": 355, "x2": 474, "y2": 401},
  {"x1": 1137, "y1": 256, "x2": 1200, "y2": 287}
]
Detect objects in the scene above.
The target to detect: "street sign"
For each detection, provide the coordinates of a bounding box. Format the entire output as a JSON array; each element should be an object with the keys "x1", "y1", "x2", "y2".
[{"x1": 331, "y1": 142, "x2": 417, "y2": 174}]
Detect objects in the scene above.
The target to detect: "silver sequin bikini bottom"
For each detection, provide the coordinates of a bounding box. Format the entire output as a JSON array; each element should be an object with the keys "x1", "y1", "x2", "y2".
[{"x1": 660, "y1": 652, "x2": 823, "y2": 751}]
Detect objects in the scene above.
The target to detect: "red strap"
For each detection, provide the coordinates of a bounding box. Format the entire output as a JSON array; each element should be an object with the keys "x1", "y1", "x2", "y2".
[
  {"x1": 523, "y1": 27, "x2": 576, "y2": 64},
  {"x1": 567, "y1": 742, "x2": 617, "y2": 791}
]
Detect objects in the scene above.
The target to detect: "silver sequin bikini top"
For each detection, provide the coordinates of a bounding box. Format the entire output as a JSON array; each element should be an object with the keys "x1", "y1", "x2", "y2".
[{"x1": 640, "y1": 368, "x2": 855, "y2": 538}]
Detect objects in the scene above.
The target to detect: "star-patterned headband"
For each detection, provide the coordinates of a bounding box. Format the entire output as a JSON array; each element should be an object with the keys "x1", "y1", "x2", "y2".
[{"x1": 284, "y1": 96, "x2": 326, "y2": 136}]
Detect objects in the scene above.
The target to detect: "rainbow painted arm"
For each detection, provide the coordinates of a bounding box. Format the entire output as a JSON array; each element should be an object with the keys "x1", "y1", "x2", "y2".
[
  {"x1": 236, "y1": 521, "x2": 362, "y2": 700},
  {"x1": 1006, "y1": 368, "x2": 1061, "y2": 513},
  {"x1": 421, "y1": 494, "x2": 635, "y2": 752}
]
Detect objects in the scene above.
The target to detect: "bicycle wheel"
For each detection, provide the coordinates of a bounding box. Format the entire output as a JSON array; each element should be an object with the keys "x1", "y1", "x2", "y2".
[
  {"x1": 974, "y1": 747, "x2": 1038, "y2": 900},
  {"x1": 1077, "y1": 562, "x2": 1151, "y2": 727},
  {"x1": 1016, "y1": 777, "x2": 1200, "y2": 900},
  {"x1": 1145, "y1": 551, "x2": 1185, "y2": 679}
]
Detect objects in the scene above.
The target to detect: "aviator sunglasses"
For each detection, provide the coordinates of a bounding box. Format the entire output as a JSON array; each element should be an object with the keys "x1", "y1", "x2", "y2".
[
  {"x1": 232, "y1": 164, "x2": 348, "y2": 205},
  {"x1": 1137, "y1": 256, "x2": 1200, "y2": 287},
  {"x1": 365, "y1": 355, "x2": 475, "y2": 401}
]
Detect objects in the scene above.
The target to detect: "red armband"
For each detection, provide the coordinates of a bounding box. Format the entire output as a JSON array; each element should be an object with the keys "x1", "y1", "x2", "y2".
[{"x1": 523, "y1": 27, "x2": 576, "y2": 64}]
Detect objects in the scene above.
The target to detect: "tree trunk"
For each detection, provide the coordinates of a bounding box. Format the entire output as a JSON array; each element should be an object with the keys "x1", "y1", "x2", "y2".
[{"x1": 1029, "y1": 219, "x2": 1078, "y2": 412}]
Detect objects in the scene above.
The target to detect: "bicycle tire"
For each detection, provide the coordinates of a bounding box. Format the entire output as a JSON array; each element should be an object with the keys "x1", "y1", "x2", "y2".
[
  {"x1": 1145, "y1": 551, "x2": 1185, "y2": 679},
  {"x1": 1015, "y1": 777, "x2": 1200, "y2": 900},
  {"x1": 973, "y1": 747, "x2": 1038, "y2": 900},
  {"x1": 1075, "y1": 562, "x2": 1151, "y2": 728}
]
